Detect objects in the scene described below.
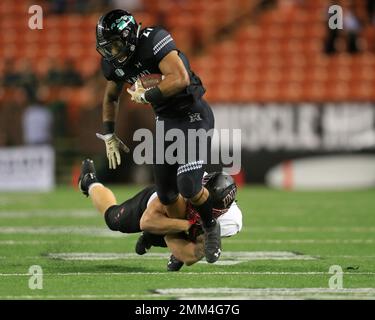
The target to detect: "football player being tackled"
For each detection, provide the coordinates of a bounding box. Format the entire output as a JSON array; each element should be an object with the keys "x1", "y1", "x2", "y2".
[
  {"x1": 78, "y1": 159, "x2": 242, "y2": 271},
  {"x1": 95, "y1": 10, "x2": 222, "y2": 263}
]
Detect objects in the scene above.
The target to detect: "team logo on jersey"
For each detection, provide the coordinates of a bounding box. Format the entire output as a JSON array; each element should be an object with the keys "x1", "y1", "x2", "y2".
[
  {"x1": 135, "y1": 62, "x2": 142, "y2": 69},
  {"x1": 115, "y1": 69, "x2": 125, "y2": 77},
  {"x1": 189, "y1": 113, "x2": 202, "y2": 123}
]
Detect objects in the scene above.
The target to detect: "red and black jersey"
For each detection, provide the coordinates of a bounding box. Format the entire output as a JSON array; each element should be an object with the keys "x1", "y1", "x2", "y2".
[{"x1": 101, "y1": 26, "x2": 206, "y2": 117}]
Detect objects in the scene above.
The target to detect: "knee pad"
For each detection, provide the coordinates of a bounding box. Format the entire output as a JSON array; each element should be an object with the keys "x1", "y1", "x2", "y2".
[
  {"x1": 157, "y1": 190, "x2": 179, "y2": 205},
  {"x1": 104, "y1": 205, "x2": 121, "y2": 231},
  {"x1": 177, "y1": 161, "x2": 204, "y2": 199}
]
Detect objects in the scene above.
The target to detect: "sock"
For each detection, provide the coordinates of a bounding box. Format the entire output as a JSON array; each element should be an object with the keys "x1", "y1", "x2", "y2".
[
  {"x1": 192, "y1": 195, "x2": 215, "y2": 229},
  {"x1": 88, "y1": 183, "x2": 103, "y2": 196}
]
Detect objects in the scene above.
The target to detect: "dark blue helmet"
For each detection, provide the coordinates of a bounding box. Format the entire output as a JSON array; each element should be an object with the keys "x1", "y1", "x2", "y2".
[{"x1": 96, "y1": 9, "x2": 141, "y2": 68}]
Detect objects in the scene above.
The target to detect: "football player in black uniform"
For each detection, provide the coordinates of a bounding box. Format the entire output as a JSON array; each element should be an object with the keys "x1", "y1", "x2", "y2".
[{"x1": 95, "y1": 10, "x2": 221, "y2": 262}]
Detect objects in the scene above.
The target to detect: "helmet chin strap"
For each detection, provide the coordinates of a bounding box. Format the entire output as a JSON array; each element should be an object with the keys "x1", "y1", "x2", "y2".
[{"x1": 136, "y1": 23, "x2": 142, "y2": 38}]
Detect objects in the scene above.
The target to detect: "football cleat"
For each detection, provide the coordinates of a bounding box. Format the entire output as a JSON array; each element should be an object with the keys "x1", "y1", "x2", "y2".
[
  {"x1": 167, "y1": 255, "x2": 184, "y2": 272},
  {"x1": 78, "y1": 159, "x2": 98, "y2": 197},
  {"x1": 135, "y1": 232, "x2": 152, "y2": 255},
  {"x1": 203, "y1": 219, "x2": 222, "y2": 263}
]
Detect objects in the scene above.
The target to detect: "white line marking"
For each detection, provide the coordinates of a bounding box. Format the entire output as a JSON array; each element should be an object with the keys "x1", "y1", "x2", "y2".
[
  {"x1": 1, "y1": 272, "x2": 374, "y2": 277},
  {"x1": 2, "y1": 239, "x2": 375, "y2": 249},
  {"x1": 0, "y1": 294, "x2": 157, "y2": 299},
  {"x1": 2, "y1": 289, "x2": 375, "y2": 300},
  {"x1": 180, "y1": 295, "x2": 372, "y2": 300},
  {"x1": 0, "y1": 239, "x2": 135, "y2": 245},
  {"x1": 197, "y1": 261, "x2": 242, "y2": 265},
  {"x1": 0, "y1": 227, "x2": 124, "y2": 237},
  {"x1": 155, "y1": 288, "x2": 375, "y2": 300},
  {"x1": 0, "y1": 210, "x2": 96, "y2": 218},
  {"x1": 156, "y1": 287, "x2": 375, "y2": 294},
  {"x1": 226, "y1": 239, "x2": 375, "y2": 244},
  {"x1": 46, "y1": 251, "x2": 317, "y2": 261},
  {"x1": 221, "y1": 251, "x2": 316, "y2": 260},
  {"x1": 242, "y1": 227, "x2": 375, "y2": 233},
  {"x1": 2, "y1": 226, "x2": 374, "y2": 236}
]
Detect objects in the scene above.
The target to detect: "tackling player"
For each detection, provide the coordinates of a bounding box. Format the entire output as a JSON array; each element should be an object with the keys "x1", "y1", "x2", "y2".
[
  {"x1": 78, "y1": 159, "x2": 242, "y2": 271},
  {"x1": 95, "y1": 10, "x2": 221, "y2": 262}
]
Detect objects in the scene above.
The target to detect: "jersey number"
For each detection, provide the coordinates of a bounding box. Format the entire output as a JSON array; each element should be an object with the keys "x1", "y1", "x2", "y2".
[{"x1": 143, "y1": 28, "x2": 154, "y2": 38}]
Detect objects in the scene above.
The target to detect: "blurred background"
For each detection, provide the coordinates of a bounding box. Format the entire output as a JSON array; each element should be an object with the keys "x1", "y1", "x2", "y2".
[{"x1": 0, "y1": 0, "x2": 374, "y2": 191}]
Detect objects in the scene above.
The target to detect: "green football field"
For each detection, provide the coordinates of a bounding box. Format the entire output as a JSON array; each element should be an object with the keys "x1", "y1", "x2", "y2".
[{"x1": 0, "y1": 185, "x2": 374, "y2": 300}]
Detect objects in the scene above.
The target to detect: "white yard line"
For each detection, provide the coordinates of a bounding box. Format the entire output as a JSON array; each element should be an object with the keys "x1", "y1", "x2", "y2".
[
  {"x1": 0, "y1": 210, "x2": 96, "y2": 218},
  {"x1": 242, "y1": 227, "x2": 375, "y2": 233},
  {"x1": 0, "y1": 227, "x2": 124, "y2": 237},
  {"x1": 0, "y1": 271, "x2": 374, "y2": 277},
  {"x1": 1, "y1": 239, "x2": 374, "y2": 247},
  {"x1": 1, "y1": 239, "x2": 374, "y2": 246},
  {"x1": 2, "y1": 288, "x2": 375, "y2": 300},
  {"x1": 0, "y1": 239, "x2": 136, "y2": 245},
  {"x1": 226, "y1": 239, "x2": 375, "y2": 244},
  {"x1": 45, "y1": 251, "x2": 317, "y2": 261},
  {"x1": 156, "y1": 287, "x2": 375, "y2": 294},
  {"x1": 0, "y1": 294, "x2": 157, "y2": 299},
  {"x1": 2, "y1": 226, "x2": 375, "y2": 236},
  {"x1": 155, "y1": 288, "x2": 375, "y2": 300}
]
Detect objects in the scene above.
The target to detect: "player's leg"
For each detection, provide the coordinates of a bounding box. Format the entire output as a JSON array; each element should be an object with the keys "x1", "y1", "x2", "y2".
[
  {"x1": 174, "y1": 99, "x2": 221, "y2": 263},
  {"x1": 79, "y1": 159, "x2": 145, "y2": 234},
  {"x1": 89, "y1": 184, "x2": 117, "y2": 215},
  {"x1": 164, "y1": 195, "x2": 187, "y2": 219},
  {"x1": 152, "y1": 114, "x2": 189, "y2": 219},
  {"x1": 152, "y1": 162, "x2": 187, "y2": 219}
]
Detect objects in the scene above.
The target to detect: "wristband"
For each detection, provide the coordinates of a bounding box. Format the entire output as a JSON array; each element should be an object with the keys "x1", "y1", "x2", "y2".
[
  {"x1": 144, "y1": 86, "x2": 164, "y2": 104},
  {"x1": 103, "y1": 121, "x2": 115, "y2": 134}
]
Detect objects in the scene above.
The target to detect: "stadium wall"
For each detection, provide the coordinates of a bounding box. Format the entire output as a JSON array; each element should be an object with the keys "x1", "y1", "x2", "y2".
[{"x1": 212, "y1": 102, "x2": 375, "y2": 184}]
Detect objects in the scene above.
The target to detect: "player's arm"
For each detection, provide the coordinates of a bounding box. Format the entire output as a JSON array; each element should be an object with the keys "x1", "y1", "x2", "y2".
[
  {"x1": 165, "y1": 233, "x2": 205, "y2": 266},
  {"x1": 156, "y1": 51, "x2": 190, "y2": 97},
  {"x1": 140, "y1": 51, "x2": 190, "y2": 103},
  {"x1": 102, "y1": 80, "x2": 123, "y2": 125},
  {"x1": 128, "y1": 51, "x2": 189, "y2": 104},
  {"x1": 128, "y1": 28, "x2": 190, "y2": 104},
  {"x1": 140, "y1": 198, "x2": 191, "y2": 235},
  {"x1": 96, "y1": 80, "x2": 130, "y2": 169}
]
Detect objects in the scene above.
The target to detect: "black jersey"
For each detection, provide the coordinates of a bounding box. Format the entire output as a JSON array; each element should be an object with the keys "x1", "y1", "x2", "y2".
[{"x1": 101, "y1": 26, "x2": 206, "y2": 117}]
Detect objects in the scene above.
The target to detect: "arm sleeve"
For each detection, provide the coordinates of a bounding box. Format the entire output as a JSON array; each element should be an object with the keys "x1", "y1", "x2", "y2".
[{"x1": 150, "y1": 28, "x2": 177, "y2": 63}]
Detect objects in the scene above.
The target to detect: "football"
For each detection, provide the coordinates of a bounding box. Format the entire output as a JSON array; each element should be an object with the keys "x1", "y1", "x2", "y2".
[{"x1": 130, "y1": 73, "x2": 164, "y2": 91}]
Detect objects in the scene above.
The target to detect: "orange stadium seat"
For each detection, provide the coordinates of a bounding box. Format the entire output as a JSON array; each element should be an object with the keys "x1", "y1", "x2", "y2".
[
  {"x1": 190, "y1": 0, "x2": 375, "y2": 103},
  {"x1": 1, "y1": 0, "x2": 374, "y2": 107}
]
